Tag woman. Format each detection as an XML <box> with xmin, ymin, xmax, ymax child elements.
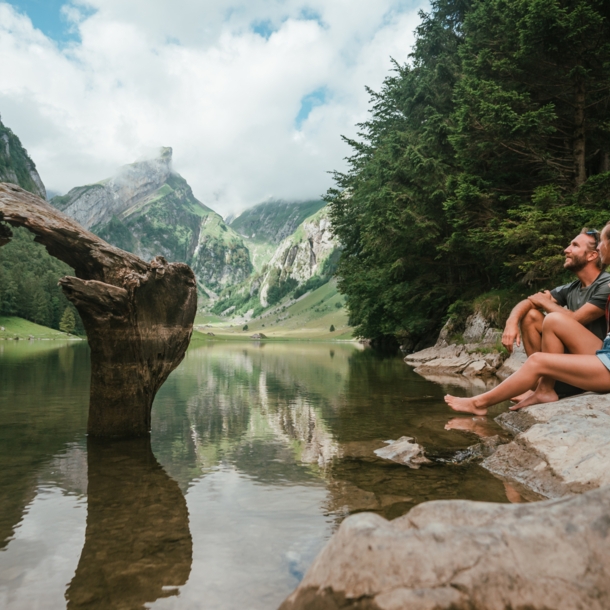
<box><xmin>445</xmin><ymin>223</ymin><xmax>610</xmax><ymax>416</ymax></box>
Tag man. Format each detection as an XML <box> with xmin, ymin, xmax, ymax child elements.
<box><xmin>501</xmin><ymin>229</ymin><xmax>610</xmax><ymax>406</ymax></box>
<box><xmin>503</xmin><ymin>229</ymin><xmax>610</xmax><ymax>354</ymax></box>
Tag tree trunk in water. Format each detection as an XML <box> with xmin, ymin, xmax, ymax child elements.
<box><xmin>574</xmin><ymin>78</ymin><xmax>586</xmax><ymax>187</ymax></box>
<box><xmin>0</xmin><ymin>183</ymin><xmax>197</xmax><ymax>437</ymax></box>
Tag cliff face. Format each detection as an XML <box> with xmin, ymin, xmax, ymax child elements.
<box><xmin>259</xmin><ymin>207</ymin><xmax>338</xmax><ymax>306</ymax></box>
<box><xmin>0</xmin><ymin>117</ymin><xmax>46</xmax><ymax>198</ymax></box>
<box><xmin>51</xmin><ymin>149</ymin><xmax>252</xmax><ymax>293</ymax></box>
<box><xmin>230</xmin><ymin>199</ymin><xmax>326</xmax><ymax>244</ymax></box>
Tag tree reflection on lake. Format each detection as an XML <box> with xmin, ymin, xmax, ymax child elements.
<box><xmin>0</xmin><ymin>339</ymin><xmax>508</xmax><ymax>609</ymax></box>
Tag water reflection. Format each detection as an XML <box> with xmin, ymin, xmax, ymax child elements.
<box><xmin>0</xmin><ymin>342</ymin><xmax>89</xmax><ymax>550</ymax></box>
<box><xmin>152</xmin><ymin>342</ymin><xmax>510</xmax><ymax>523</ymax></box>
<box><xmin>66</xmin><ymin>439</ymin><xmax>192</xmax><ymax>609</ymax></box>
<box><xmin>0</xmin><ymin>340</ymin><xmax>512</xmax><ymax>610</ymax></box>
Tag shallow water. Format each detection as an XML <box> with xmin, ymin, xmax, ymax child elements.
<box><xmin>0</xmin><ymin>339</ymin><xmax>510</xmax><ymax>609</ymax></box>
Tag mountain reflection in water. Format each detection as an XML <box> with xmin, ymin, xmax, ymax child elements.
<box><xmin>0</xmin><ymin>340</ymin><xmax>509</xmax><ymax>609</ymax></box>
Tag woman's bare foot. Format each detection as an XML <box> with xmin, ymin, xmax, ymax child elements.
<box><xmin>509</xmin><ymin>387</ymin><xmax>558</xmax><ymax>411</ymax></box>
<box><xmin>444</xmin><ymin>395</ymin><xmax>488</xmax><ymax>416</ymax></box>
<box><xmin>510</xmin><ymin>390</ymin><xmax>534</xmax><ymax>403</ymax></box>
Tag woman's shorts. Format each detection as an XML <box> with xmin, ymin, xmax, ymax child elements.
<box><xmin>596</xmin><ymin>335</ymin><xmax>610</xmax><ymax>372</ymax></box>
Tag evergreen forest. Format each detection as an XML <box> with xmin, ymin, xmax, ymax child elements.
<box><xmin>327</xmin><ymin>0</ymin><xmax>610</xmax><ymax>344</ymax></box>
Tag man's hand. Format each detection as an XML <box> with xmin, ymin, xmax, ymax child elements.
<box><xmin>527</xmin><ymin>290</ymin><xmax>554</xmax><ymax>310</ymax></box>
<box><xmin>502</xmin><ymin>320</ymin><xmax>521</xmax><ymax>353</ymax></box>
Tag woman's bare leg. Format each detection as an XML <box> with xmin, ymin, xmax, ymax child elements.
<box><xmin>511</xmin><ymin>312</ymin><xmax>603</xmax><ymax>410</ymax></box>
<box><xmin>445</xmin><ymin>352</ymin><xmax>610</xmax><ymax>415</ymax></box>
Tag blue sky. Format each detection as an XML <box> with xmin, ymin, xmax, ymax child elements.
<box><xmin>0</xmin><ymin>0</ymin><xmax>426</xmax><ymax>214</ymax></box>
<box><xmin>6</xmin><ymin>0</ymin><xmax>78</xmax><ymax>41</ymax></box>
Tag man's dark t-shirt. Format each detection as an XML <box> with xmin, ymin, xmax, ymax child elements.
<box><xmin>550</xmin><ymin>271</ymin><xmax>610</xmax><ymax>340</ymax></box>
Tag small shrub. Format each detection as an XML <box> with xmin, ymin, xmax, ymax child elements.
<box><xmin>242</xmin><ymin>324</ymin><xmax>248</xmax><ymax>331</ymax></box>
<box><xmin>329</xmin><ymin>324</ymin><xmax>335</xmax><ymax>332</ymax></box>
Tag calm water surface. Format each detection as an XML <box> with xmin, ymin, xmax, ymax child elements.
<box><xmin>0</xmin><ymin>339</ymin><xmax>510</xmax><ymax>609</ymax></box>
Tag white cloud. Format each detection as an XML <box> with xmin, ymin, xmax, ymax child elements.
<box><xmin>0</xmin><ymin>0</ymin><xmax>427</xmax><ymax>214</ymax></box>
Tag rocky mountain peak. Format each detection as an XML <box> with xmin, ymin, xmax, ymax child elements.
<box><xmin>52</xmin><ymin>147</ymin><xmax>174</xmax><ymax>229</ymax></box>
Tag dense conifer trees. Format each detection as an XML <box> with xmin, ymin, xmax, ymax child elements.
<box><xmin>327</xmin><ymin>0</ymin><xmax>610</xmax><ymax>342</ymax></box>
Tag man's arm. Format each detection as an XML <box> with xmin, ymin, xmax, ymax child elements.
<box><xmin>528</xmin><ymin>291</ymin><xmax>604</xmax><ymax>325</ymax></box>
<box><xmin>502</xmin><ymin>299</ymin><xmax>535</xmax><ymax>353</ymax></box>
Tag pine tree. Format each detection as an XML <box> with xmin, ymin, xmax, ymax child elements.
<box><xmin>32</xmin><ymin>288</ymin><xmax>51</xmax><ymax>327</ymax></box>
<box><xmin>59</xmin><ymin>307</ymin><xmax>76</xmax><ymax>334</ymax></box>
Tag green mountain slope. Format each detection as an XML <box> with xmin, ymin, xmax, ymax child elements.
<box><xmin>230</xmin><ymin>199</ymin><xmax>326</xmax><ymax>244</ymax></box>
<box><xmin>0</xmin><ymin>116</ymin><xmax>83</xmax><ymax>333</ymax></box>
<box><xmin>0</xmin><ymin>116</ymin><xmax>46</xmax><ymax>198</ymax></box>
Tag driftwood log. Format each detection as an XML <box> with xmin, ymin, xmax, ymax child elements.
<box><xmin>0</xmin><ymin>183</ymin><xmax>197</xmax><ymax>437</ymax></box>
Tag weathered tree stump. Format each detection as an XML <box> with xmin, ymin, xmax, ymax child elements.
<box><xmin>0</xmin><ymin>183</ymin><xmax>197</xmax><ymax>437</ymax></box>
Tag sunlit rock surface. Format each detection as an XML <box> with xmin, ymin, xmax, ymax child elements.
<box><xmin>484</xmin><ymin>393</ymin><xmax>610</xmax><ymax>499</ymax></box>
<box><xmin>280</xmin><ymin>486</ymin><xmax>610</xmax><ymax>610</ymax></box>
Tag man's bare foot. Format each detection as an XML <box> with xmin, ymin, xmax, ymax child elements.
<box><xmin>510</xmin><ymin>390</ymin><xmax>534</xmax><ymax>403</ymax></box>
<box><xmin>445</xmin><ymin>416</ymin><xmax>496</xmax><ymax>438</ymax></box>
<box><xmin>509</xmin><ymin>388</ymin><xmax>558</xmax><ymax>411</ymax></box>
<box><xmin>444</xmin><ymin>395</ymin><xmax>488</xmax><ymax>416</ymax></box>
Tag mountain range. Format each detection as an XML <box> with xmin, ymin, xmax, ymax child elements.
<box><xmin>0</xmin><ymin>120</ymin><xmax>340</xmax><ymax>317</ymax></box>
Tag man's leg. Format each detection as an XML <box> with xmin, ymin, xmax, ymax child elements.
<box><xmin>510</xmin><ymin>312</ymin><xmax>603</xmax><ymax>410</ymax></box>
<box><xmin>520</xmin><ymin>308</ymin><xmax>544</xmax><ymax>356</ymax></box>
<box><xmin>511</xmin><ymin>308</ymin><xmax>545</xmax><ymax>401</ymax></box>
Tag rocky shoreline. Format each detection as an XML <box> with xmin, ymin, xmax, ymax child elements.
<box><xmin>280</xmin><ymin>313</ymin><xmax>610</xmax><ymax>609</ymax></box>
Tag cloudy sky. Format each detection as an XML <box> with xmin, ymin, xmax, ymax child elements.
<box><xmin>0</xmin><ymin>0</ymin><xmax>427</xmax><ymax>215</ymax></box>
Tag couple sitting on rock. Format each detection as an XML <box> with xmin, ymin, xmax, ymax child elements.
<box><xmin>445</xmin><ymin>225</ymin><xmax>610</xmax><ymax>415</ymax></box>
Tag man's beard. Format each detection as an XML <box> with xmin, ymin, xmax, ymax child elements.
<box><xmin>564</xmin><ymin>253</ymin><xmax>588</xmax><ymax>272</ymax></box>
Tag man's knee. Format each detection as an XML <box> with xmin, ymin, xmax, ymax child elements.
<box><xmin>522</xmin><ymin>308</ymin><xmax>544</xmax><ymax>331</ymax></box>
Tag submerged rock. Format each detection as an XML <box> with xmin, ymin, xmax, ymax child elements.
<box><xmin>280</xmin><ymin>485</ymin><xmax>610</xmax><ymax>610</ymax></box>
<box><xmin>373</xmin><ymin>437</ymin><xmax>431</xmax><ymax>469</ymax></box>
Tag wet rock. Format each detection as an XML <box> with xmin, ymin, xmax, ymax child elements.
<box><xmin>280</xmin><ymin>485</ymin><xmax>610</xmax><ymax>610</ymax></box>
<box><xmin>483</xmin><ymin>394</ymin><xmax>610</xmax><ymax>498</ymax></box>
<box><xmin>373</xmin><ymin>437</ymin><xmax>431</xmax><ymax>469</ymax></box>
<box><xmin>0</xmin><ymin>183</ymin><xmax>197</xmax><ymax>437</ymax></box>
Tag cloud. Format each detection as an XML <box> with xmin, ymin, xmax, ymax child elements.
<box><xmin>0</xmin><ymin>0</ymin><xmax>427</xmax><ymax>214</ymax></box>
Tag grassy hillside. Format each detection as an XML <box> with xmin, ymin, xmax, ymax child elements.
<box><xmin>193</xmin><ymin>280</ymin><xmax>353</xmax><ymax>341</ymax></box>
<box><xmin>0</xmin><ymin>316</ymin><xmax>79</xmax><ymax>340</ymax></box>
<box><xmin>230</xmin><ymin>199</ymin><xmax>326</xmax><ymax>244</ymax></box>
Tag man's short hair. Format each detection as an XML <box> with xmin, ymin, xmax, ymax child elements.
<box><xmin>581</xmin><ymin>228</ymin><xmax>602</xmax><ymax>269</ymax></box>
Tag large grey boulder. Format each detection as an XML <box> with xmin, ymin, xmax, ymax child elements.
<box><xmin>483</xmin><ymin>393</ymin><xmax>610</xmax><ymax>499</ymax></box>
<box><xmin>280</xmin><ymin>486</ymin><xmax>610</xmax><ymax>610</ymax></box>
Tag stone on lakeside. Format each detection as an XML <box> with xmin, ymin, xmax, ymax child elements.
<box><xmin>280</xmin><ymin>485</ymin><xmax>610</xmax><ymax>610</ymax></box>
<box><xmin>483</xmin><ymin>393</ymin><xmax>610</xmax><ymax>499</ymax></box>
<box><xmin>251</xmin><ymin>332</ymin><xmax>267</xmax><ymax>339</ymax></box>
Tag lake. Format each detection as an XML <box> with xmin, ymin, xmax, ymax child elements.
<box><xmin>0</xmin><ymin>339</ymin><xmax>510</xmax><ymax>609</ymax></box>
